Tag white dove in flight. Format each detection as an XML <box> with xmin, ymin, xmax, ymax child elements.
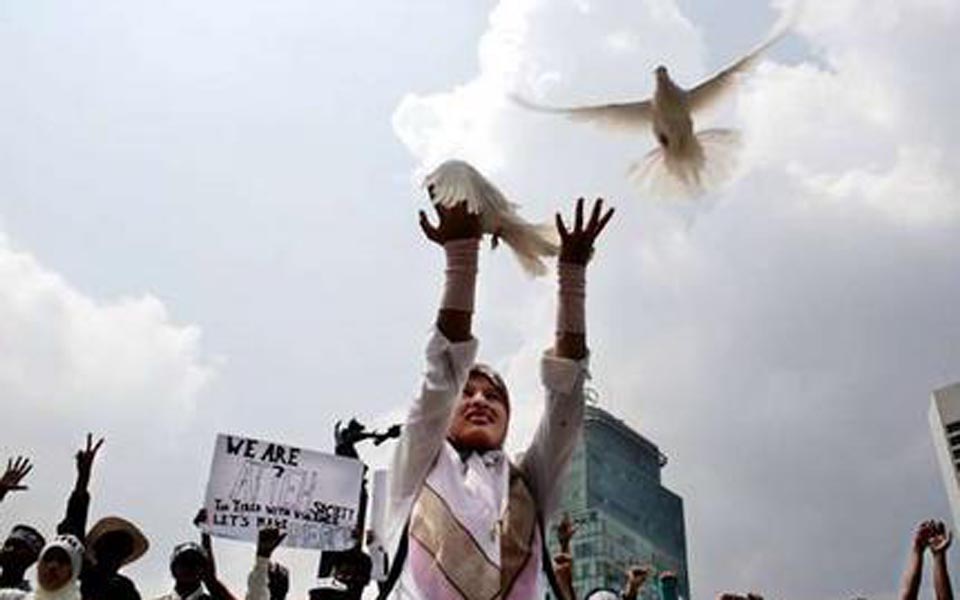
<box><xmin>423</xmin><ymin>160</ymin><xmax>559</xmax><ymax>276</ymax></box>
<box><xmin>513</xmin><ymin>18</ymin><xmax>791</xmax><ymax>198</ymax></box>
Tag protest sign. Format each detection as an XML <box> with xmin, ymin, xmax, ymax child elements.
<box><xmin>204</xmin><ymin>433</ymin><xmax>364</xmax><ymax>550</ymax></box>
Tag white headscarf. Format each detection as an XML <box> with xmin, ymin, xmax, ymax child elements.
<box><xmin>31</xmin><ymin>535</ymin><xmax>83</xmax><ymax>600</ymax></box>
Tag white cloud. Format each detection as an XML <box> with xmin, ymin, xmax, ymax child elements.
<box><xmin>0</xmin><ymin>233</ymin><xmax>213</xmax><ymax>421</ymax></box>
<box><xmin>794</xmin><ymin>145</ymin><xmax>958</xmax><ymax>225</ymax></box>
<box><xmin>0</xmin><ymin>228</ymin><xmax>216</xmax><ymax>593</ymax></box>
<box><xmin>391</xmin><ymin>0</ymin><xmax>960</xmax><ymax>598</ymax></box>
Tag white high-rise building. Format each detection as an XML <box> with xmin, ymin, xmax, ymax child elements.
<box><xmin>929</xmin><ymin>382</ymin><xmax>960</xmax><ymax>529</ymax></box>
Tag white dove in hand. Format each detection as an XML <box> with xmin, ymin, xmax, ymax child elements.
<box><xmin>513</xmin><ymin>15</ymin><xmax>792</xmax><ymax>198</ymax></box>
<box><xmin>424</xmin><ymin>160</ymin><xmax>559</xmax><ymax>276</ymax></box>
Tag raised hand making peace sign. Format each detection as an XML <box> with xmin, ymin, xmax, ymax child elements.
<box><xmin>75</xmin><ymin>433</ymin><xmax>105</xmax><ymax>490</ymax></box>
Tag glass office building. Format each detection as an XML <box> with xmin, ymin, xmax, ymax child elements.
<box><xmin>547</xmin><ymin>404</ymin><xmax>689</xmax><ymax>600</ymax></box>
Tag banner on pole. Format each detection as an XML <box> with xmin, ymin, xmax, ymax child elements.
<box><xmin>204</xmin><ymin>433</ymin><xmax>363</xmax><ymax>550</ymax></box>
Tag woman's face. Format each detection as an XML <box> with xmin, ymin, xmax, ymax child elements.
<box><xmin>37</xmin><ymin>547</ymin><xmax>73</xmax><ymax>592</ymax></box>
<box><xmin>447</xmin><ymin>374</ymin><xmax>509</xmax><ymax>451</ymax></box>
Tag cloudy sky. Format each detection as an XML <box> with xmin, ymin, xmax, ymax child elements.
<box><xmin>2</xmin><ymin>0</ymin><xmax>959</xmax><ymax>598</ymax></box>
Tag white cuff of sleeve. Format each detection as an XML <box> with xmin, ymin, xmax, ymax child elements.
<box><xmin>541</xmin><ymin>351</ymin><xmax>590</xmax><ymax>395</ymax></box>
<box><xmin>557</xmin><ymin>262</ymin><xmax>586</xmax><ymax>335</ymax></box>
<box><xmin>440</xmin><ymin>239</ymin><xmax>479</xmax><ymax>312</ymax></box>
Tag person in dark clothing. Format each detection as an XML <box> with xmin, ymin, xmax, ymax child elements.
<box><xmin>82</xmin><ymin>517</ymin><xmax>148</xmax><ymax>600</ymax></box>
<box><xmin>56</xmin><ymin>434</ymin><xmax>148</xmax><ymax>600</ymax></box>
<box><xmin>0</xmin><ymin>457</ymin><xmax>42</xmax><ymax>593</ymax></box>
<box><xmin>152</xmin><ymin>543</ymin><xmax>212</xmax><ymax>600</ymax></box>
<box><xmin>189</xmin><ymin>509</ymin><xmax>241</xmax><ymax>600</ymax></box>
<box><xmin>0</xmin><ymin>525</ymin><xmax>45</xmax><ymax>593</ymax></box>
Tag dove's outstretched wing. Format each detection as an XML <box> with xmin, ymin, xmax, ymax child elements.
<box><xmin>511</xmin><ymin>93</ymin><xmax>653</xmax><ymax>133</ymax></box>
<box><xmin>686</xmin><ymin>18</ymin><xmax>791</xmax><ymax>114</ymax></box>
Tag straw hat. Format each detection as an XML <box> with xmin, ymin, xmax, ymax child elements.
<box><xmin>86</xmin><ymin>516</ymin><xmax>149</xmax><ymax>567</ymax></box>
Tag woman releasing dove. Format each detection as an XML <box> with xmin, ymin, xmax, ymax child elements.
<box><xmin>421</xmin><ymin>160</ymin><xmax>559</xmax><ymax>276</ymax></box>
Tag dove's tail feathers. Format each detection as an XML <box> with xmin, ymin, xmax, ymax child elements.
<box><xmin>628</xmin><ymin>147</ymin><xmax>701</xmax><ymax>199</ymax></box>
<box><xmin>497</xmin><ymin>220</ymin><xmax>560</xmax><ymax>277</ymax></box>
<box><xmin>697</xmin><ymin>127</ymin><xmax>742</xmax><ymax>181</ymax></box>
<box><xmin>628</xmin><ymin>128</ymin><xmax>742</xmax><ymax>199</ymax></box>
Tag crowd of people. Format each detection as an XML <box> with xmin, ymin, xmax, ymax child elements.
<box><xmin>2</xmin><ymin>443</ymin><xmax>955</xmax><ymax>600</ymax></box>
<box><xmin>0</xmin><ymin>444</ymin><xmax>292</xmax><ymax>600</ymax></box>
<box><xmin>1</xmin><ymin>197</ymin><xmax>956</xmax><ymax>600</ymax></box>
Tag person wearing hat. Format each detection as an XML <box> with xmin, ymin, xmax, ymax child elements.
<box><xmin>381</xmin><ymin>197</ymin><xmax>613</xmax><ymax>600</ymax></box>
<box><xmin>56</xmin><ymin>435</ymin><xmax>148</xmax><ymax>600</ymax></box>
<box><xmin>0</xmin><ymin>525</ymin><xmax>46</xmax><ymax>593</ymax></box>
<box><xmin>153</xmin><ymin>542</ymin><xmax>212</xmax><ymax>600</ymax></box>
<box><xmin>0</xmin><ymin>534</ymin><xmax>85</xmax><ymax>600</ymax></box>
<box><xmin>82</xmin><ymin>516</ymin><xmax>148</xmax><ymax>600</ymax></box>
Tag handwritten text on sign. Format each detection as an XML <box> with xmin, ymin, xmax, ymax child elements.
<box><xmin>204</xmin><ymin>434</ymin><xmax>363</xmax><ymax>550</ymax></box>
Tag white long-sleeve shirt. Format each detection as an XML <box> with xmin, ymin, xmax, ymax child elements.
<box><xmin>243</xmin><ymin>557</ymin><xmax>270</xmax><ymax>600</ymax></box>
<box><xmin>385</xmin><ymin>328</ymin><xmax>588</xmax><ymax>599</ymax></box>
